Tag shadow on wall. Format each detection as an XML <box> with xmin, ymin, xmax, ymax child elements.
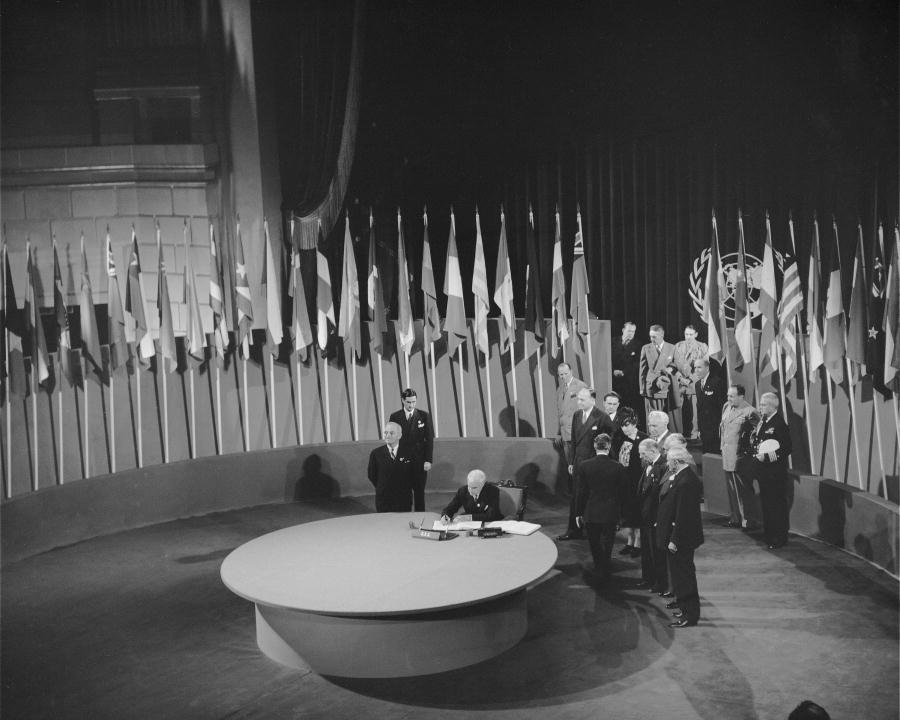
<box><xmin>288</xmin><ymin>454</ymin><xmax>342</xmax><ymax>501</ymax></box>
<box><xmin>499</xmin><ymin>406</ymin><xmax>536</xmax><ymax>437</ymax></box>
<box><xmin>853</xmin><ymin>513</ymin><xmax>898</xmax><ymax>576</ymax></box>
<box><xmin>816</xmin><ymin>481</ymin><xmax>848</xmax><ymax>548</ymax></box>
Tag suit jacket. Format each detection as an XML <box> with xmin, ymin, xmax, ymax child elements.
<box><xmin>673</xmin><ymin>340</ymin><xmax>709</xmax><ymax>397</ymax></box>
<box><xmin>656</xmin><ymin>464</ymin><xmax>704</xmax><ymax>550</ymax></box>
<box><xmin>367</xmin><ymin>444</ymin><xmax>413</xmax><ymax>511</ymax></box>
<box><xmin>570</xmin><ymin>406</ymin><xmax>615</xmax><ymax>467</ymax></box>
<box><xmin>611</xmin><ymin>337</ymin><xmax>641</xmax><ymax>399</ymax></box>
<box><xmin>694</xmin><ymin>373</ymin><xmax>725</xmax><ymax>442</ymax></box>
<box><xmin>639</xmin><ymin>453</ymin><xmax>668</xmax><ymax>524</ymax></box>
<box><xmin>556</xmin><ymin>377</ymin><xmax>588</xmax><ymax>442</ymax></box>
<box><xmin>639</xmin><ymin>341</ymin><xmax>678</xmax><ymax>400</ymax></box>
<box><xmin>442</xmin><ymin>483</ymin><xmax>502</xmax><ymax>522</ymax></box>
<box><xmin>389</xmin><ymin>408</ymin><xmax>434</xmax><ymax>468</ymax></box>
<box><xmin>574</xmin><ymin>454</ymin><xmax>627</xmax><ymax>525</ymax></box>
<box><xmin>719</xmin><ymin>399</ymin><xmax>755</xmax><ymax>471</ymax></box>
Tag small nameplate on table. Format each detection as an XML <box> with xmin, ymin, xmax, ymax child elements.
<box><xmin>408</xmin><ymin>521</ymin><xmax>457</xmax><ymax>541</ymax></box>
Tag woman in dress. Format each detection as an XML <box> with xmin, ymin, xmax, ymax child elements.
<box><xmin>611</xmin><ymin>407</ymin><xmax>648</xmax><ymax>556</ymax></box>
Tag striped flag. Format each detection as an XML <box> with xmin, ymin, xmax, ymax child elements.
<box><xmin>807</xmin><ymin>218</ymin><xmax>825</xmax><ymax>380</ymax></box>
<box><xmin>25</xmin><ymin>241</ymin><xmax>51</xmax><ymax>386</ymax></box>
<box><xmin>524</xmin><ymin>206</ymin><xmax>545</xmax><ymax>350</ymax></box>
<box><xmin>757</xmin><ymin>214</ymin><xmax>778</xmax><ymax>377</ymax></box>
<box><xmin>234</xmin><ymin>219</ymin><xmax>254</xmax><ymax>358</ymax></box>
<box><xmin>550</xmin><ymin>208</ymin><xmax>569</xmax><ymax>358</ymax></box>
<box><xmin>884</xmin><ymin>226</ymin><xmax>900</xmax><ymax>392</ymax></box>
<box><xmin>846</xmin><ymin>223</ymin><xmax>868</xmax><ymax>380</ymax></box>
<box><xmin>156</xmin><ymin>226</ymin><xmax>177</xmax><ymax>373</ymax></box>
<box><xmin>733</xmin><ymin>213</ymin><xmax>753</xmax><ymax>370</ymax></box>
<box><xmin>3</xmin><ymin>244</ymin><xmax>27</xmax><ymax>396</ymax></box>
<box><xmin>315</xmin><ymin>225</ymin><xmax>335</xmax><ymax>353</ymax></box>
<box><xmin>287</xmin><ymin>219</ymin><xmax>313</xmax><ymax>361</ymax></box>
<box><xmin>184</xmin><ymin>226</ymin><xmax>207</xmax><ymax>363</ymax></box>
<box><xmin>570</xmin><ymin>208</ymin><xmax>590</xmax><ymax>347</ymax></box>
<box><xmin>443</xmin><ymin>209</ymin><xmax>467</xmax><ymax>355</ymax></box>
<box><xmin>105</xmin><ymin>230</ymin><xmax>128</xmax><ymax>372</ymax></box>
<box><xmin>53</xmin><ymin>239</ymin><xmax>74</xmax><ymax>386</ymax></box>
<box><xmin>421</xmin><ymin>208</ymin><xmax>442</xmax><ymax>354</ymax></box>
<box><xmin>494</xmin><ymin>208</ymin><xmax>515</xmax><ymax>352</ymax></box>
<box><xmin>777</xmin><ymin>216</ymin><xmax>802</xmax><ymax>381</ymax></box>
<box><xmin>367</xmin><ymin>211</ymin><xmax>387</xmax><ymax>355</ymax></box>
<box><xmin>704</xmin><ymin>212</ymin><xmax>726</xmax><ymax>363</ymax></box>
<box><xmin>338</xmin><ymin>213</ymin><xmax>361</xmax><ymax>360</ymax></box>
<box><xmin>263</xmin><ymin>219</ymin><xmax>283</xmax><ymax>356</ymax></box>
<box><xmin>823</xmin><ymin>218</ymin><xmax>846</xmax><ymax>384</ymax></box>
<box><xmin>79</xmin><ymin>234</ymin><xmax>102</xmax><ymax>373</ymax></box>
<box><xmin>125</xmin><ymin>227</ymin><xmax>155</xmax><ymax>362</ymax></box>
<box><xmin>209</xmin><ymin>223</ymin><xmax>230</xmax><ymax>361</ymax></box>
<box><xmin>472</xmin><ymin>207</ymin><xmax>489</xmax><ymax>356</ymax></box>
<box><xmin>396</xmin><ymin>210</ymin><xmax>414</xmax><ymax>356</ymax></box>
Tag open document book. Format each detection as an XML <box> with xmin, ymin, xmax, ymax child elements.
<box><xmin>431</xmin><ymin>519</ymin><xmax>542</xmax><ymax>536</ymax></box>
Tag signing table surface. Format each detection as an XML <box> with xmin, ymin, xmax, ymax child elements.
<box><xmin>220</xmin><ymin>512</ymin><xmax>558</xmax><ymax>677</ymax></box>
<box><xmin>221</xmin><ymin>512</ymin><xmax>558</xmax><ymax>616</ymax></box>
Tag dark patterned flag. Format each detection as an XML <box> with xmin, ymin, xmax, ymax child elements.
<box><xmin>53</xmin><ymin>240</ymin><xmax>74</xmax><ymax>386</ymax></box>
<box><xmin>569</xmin><ymin>208</ymin><xmax>590</xmax><ymax>348</ymax></box>
<box><xmin>105</xmin><ymin>230</ymin><xmax>128</xmax><ymax>372</ymax></box>
<box><xmin>79</xmin><ymin>234</ymin><xmax>102</xmax><ymax>373</ymax></box>
<box><xmin>867</xmin><ymin>223</ymin><xmax>889</xmax><ymax>397</ymax></box>
<box><xmin>25</xmin><ymin>241</ymin><xmax>51</xmax><ymax>386</ymax></box>
<box><xmin>777</xmin><ymin>216</ymin><xmax>802</xmax><ymax>381</ymax></box>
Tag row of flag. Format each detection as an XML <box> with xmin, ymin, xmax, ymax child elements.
<box><xmin>1</xmin><ymin>205</ymin><xmax>594</xmax><ymax>395</ymax></box>
<box><xmin>702</xmin><ymin>211</ymin><xmax>900</xmax><ymax>395</ymax></box>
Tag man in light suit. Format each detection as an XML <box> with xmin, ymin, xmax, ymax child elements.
<box><xmin>720</xmin><ymin>384</ymin><xmax>760</xmax><ymax>529</ymax></box>
<box><xmin>656</xmin><ymin>447</ymin><xmax>704</xmax><ymax>627</ymax></box>
<box><xmin>745</xmin><ymin>392</ymin><xmax>792</xmax><ymax>549</ymax></box>
<box><xmin>672</xmin><ymin>325</ymin><xmax>709</xmax><ymax>439</ymax></box>
<box><xmin>639</xmin><ymin>324</ymin><xmax>678</xmax><ymax>421</ymax></box>
<box><xmin>389</xmin><ymin>388</ymin><xmax>434</xmax><ymax>512</ymax></box>
<box><xmin>558</xmin><ymin>387</ymin><xmax>614</xmax><ymax>541</ymax></box>
<box><xmin>367</xmin><ymin>422</ymin><xmax>413</xmax><ymax>512</ymax></box>
<box><xmin>555</xmin><ymin>361</ymin><xmax>588</xmax><ymax>469</ymax></box>
<box><xmin>575</xmin><ymin>433</ymin><xmax>627</xmax><ymax>584</ymax></box>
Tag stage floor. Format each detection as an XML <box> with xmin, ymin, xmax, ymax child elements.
<box><xmin>2</xmin><ymin>491</ymin><xmax>898</xmax><ymax>720</ymax></box>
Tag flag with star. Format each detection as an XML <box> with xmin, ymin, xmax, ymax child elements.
<box><xmin>234</xmin><ymin>218</ymin><xmax>254</xmax><ymax>359</ymax></box>
<box><xmin>867</xmin><ymin>223</ymin><xmax>889</xmax><ymax>398</ymax></box>
<box><xmin>846</xmin><ymin>223</ymin><xmax>867</xmax><ymax>381</ymax></box>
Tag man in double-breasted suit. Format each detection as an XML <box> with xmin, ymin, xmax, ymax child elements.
<box><xmin>574</xmin><ymin>433</ymin><xmax>628</xmax><ymax>583</ymax></box>
<box><xmin>558</xmin><ymin>387</ymin><xmax>615</xmax><ymax>541</ymax></box>
<box><xmin>638</xmin><ymin>438</ymin><xmax>669</xmax><ymax>593</ymax></box>
<box><xmin>720</xmin><ymin>384</ymin><xmax>760</xmax><ymax>529</ymax></box>
<box><xmin>555</xmin><ymin>362</ymin><xmax>588</xmax><ymax>490</ymax></box>
<box><xmin>745</xmin><ymin>392</ymin><xmax>792</xmax><ymax>549</ymax></box>
<box><xmin>673</xmin><ymin>325</ymin><xmax>709</xmax><ymax>439</ymax></box>
<box><xmin>656</xmin><ymin>447</ymin><xmax>704</xmax><ymax>627</ymax></box>
<box><xmin>389</xmin><ymin>388</ymin><xmax>434</xmax><ymax>512</ymax></box>
<box><xmin>639</xmin><ymin>324</ymin><xmax>678</xmax><ymax>419</ymax></box>
<box><xmin>612</xmin><ymin>321</ymin><xmax>643</xmax><ymax>424</ymax></box>
<box><xmin>693</xmin><ymin>358</ymin><xmax>726</xmax><ymax>453</ymax></box>
<box><xmin>367</xmin><ymin>422</ymin><xmax>413</xmax><ymax>512</ymax></box>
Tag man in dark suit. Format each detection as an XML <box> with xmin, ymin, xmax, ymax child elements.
<box><xmin>441</xmin><ymin>469</ymin><xmax>503</xmax><ymax>523</ymax></box>
<box><xmin>367</xmin><ymin>422</ymin><xmax>413</xmax><ymax>512</ymax></box>
<box><xmin>558</xmin><ymin>387</ymin><xmax>615</xmax><ymax>541</ymax></box>
<box><xmin>639</xmin><ymin>324</ymin><xmax>678</xmax><ymax>420</ymax></box>
<box><xmin>574</xmin><ymin>433</ymin><xmax>627</xmax><ymax>584</ymax></box>
<box><xmin>746</xmin><ymin>392</ymin><xmax>793</xmax><ymax>549</ymax></box>
<box><xmin>638</xmin><ymin>438</ymin><xmax>668</xmax><ymax>593</ymax></box>
<box><xmin>611</xmin><ymin>321</ymin><xmax>642</xmax><ymax>424</ymax></box>
<box><xmin>389</xmin><ymin>388</ymin><xmax>434</xmax><ymax>512</ymax></box>
<box><xmin>656</xmin><ymin>447</ymin><xmax>704</xmax><ymax>627</ymax></box>
<box><xmin>693</xmin><ymin>358</ymin><xmax>725</xmax><ymax>452</ymax></box>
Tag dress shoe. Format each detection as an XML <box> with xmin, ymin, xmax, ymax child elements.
<box><xmin>665</xmin><ymin>600</ymin><xmax>679</xmax><ymax>609</ymax></box>
<box><xmin>668</xmin><ymin>618</ymin><xmax>696</xmax><ymax>628</ymax></box>
<box><xmin>726</xmin><ymin>520</ymin><xmax>741</xmax><ymax>528</ymax></box>
<box><xmin>767</xmin><ymin>542</ymin><xmax>785</xmax><ymax>550</ymax></box>
<box><xmin>672</xmin><ymin>610</ymin><xmax>684</xmax><ymax>618</ymax></box>
<box><xmin>659</xmin><ymin>591</ymin><xmax>674</xmax><ymax>598</ymax></box>
<box><xmin>556</xmin><ymin>533</ymin><xmax>582</xmax><ymax>541</ymax></box>
<box><xmin>618</xmin><ymin>545</ymin><xmax>634</xmax><ymax>555</ymax></box>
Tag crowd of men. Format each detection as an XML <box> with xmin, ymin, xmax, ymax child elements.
<box><xmin>365</xmin><ymin>322</ymin><xmax>793</xmax><ymax>630</ymax></box>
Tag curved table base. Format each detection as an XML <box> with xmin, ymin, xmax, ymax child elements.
<box><xmin>255</xmin><ymin>591</ymin><xmax>528</xmax><ymax>678</ymax></box>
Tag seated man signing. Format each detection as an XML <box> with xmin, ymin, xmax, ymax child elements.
<box><xmin>441</xmin><ymin>469</ymin><xmax>503</xmax><ymax>523</ymax></box>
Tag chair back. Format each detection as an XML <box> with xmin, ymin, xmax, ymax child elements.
<box><xmin>497</xmin><ymin>483</ymin><xmax>527</xmax><ymax>520</ymax></box>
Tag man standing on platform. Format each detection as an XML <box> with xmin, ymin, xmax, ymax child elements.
<box><xmin>575</xmin><ymin>433</ymin><xmax>627</xmax><ymax>585</ymax></box>
<box><xmin>656</xmin><ymin>447</ymin><xmax>704</xmax><ymax>627</ymax></box>
<box><xmin>640</xmin><ymin>324</ymin><xmax>678</xmax><ymax>422</ymax></box>
<box><xmin>746</xmin><ymin>393</ymin><xmax>792</xmax><ymax>549</ymax></box>
<box><xmin>612</xmin><ymin>321</ymin><xmax>642</xmax><ymax>425</ymax></box>
<box><xmin>673</xmin><ymin>325</ymin><xmax>708</xmax><ymax>441</ymax></box>
<box><xmin>389</xmin><ymin>388</ymin><xmax>433</xmax><ymax>512</ymax></box>
<box><xmin>720</xmin><ymin>384</ymin><xmax>760</xmax><ymax>530</ymax></box>
<box><xmin>555</xmin><ymin>362</ymin><xmax>587</xmax><ymax>476</ymax></box>
<box><xmin>693</xmin><ymin>358</ymin><xmax>725</xmax><ymax>453</ymax></box>
<box><xmin>367</xmin><ymin>422</ymin><xmax>413</xmax><ymax>512</ymax></box>
<box><xmin>558</xmin><ymin>387</ymin><xmax>614</xmax><ymax>541</ymax></box>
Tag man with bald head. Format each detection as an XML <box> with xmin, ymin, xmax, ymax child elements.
<box><xmin>367</xmin><ymin>422</ymin><xmax>413</xmax><ymax>512</ymax></box>
<box><xmin>441</xmin><ymin>469</ymin><xmax>503</xmax><ymax>523</ymax></box>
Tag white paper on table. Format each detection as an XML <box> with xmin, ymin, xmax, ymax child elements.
<box><xmin>484</xmin><ymin>520</ymin><xmax>542</xmax><ymax>536</ymax></box>
<box><xmin>432</xmin><ymin>520</ymin><xmax>484</xmax><ymax>531</ymax></box>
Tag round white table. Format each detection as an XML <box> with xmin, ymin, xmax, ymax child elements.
<box><xmin>220</xmin><ymin>512</ymin><xmax>558</xmax><ymax>677</ymax></box>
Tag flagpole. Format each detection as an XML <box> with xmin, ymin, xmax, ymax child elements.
<box><xmin>4</xmin><ymin>320</ymin><xmax>10</xmax><ymax>497</ymax></box>
<box><xmin>161</xmin><ymin>357</ymin><xmax>169</xmax><ymax>462</ymax></box>
<box><xmin>871</xmin><ymin>394</ymin><xmax>888</xmax><ymax>498</ymax></box>
<box><xmin>429</xmin><ymin>344</ymin><xmax>438</xmax><ymax>437</ymax></box>
<box><xmin>215</xmin><ymin>360</ymin><xmax>223</xmax><ymax>454</ymax></box>
<box><xmin>83</xmin><ymin>357</ymin><xmax>89</xmax><ymax>478</ymax></box>
<box><xmin>788</xmin><ymin>214</ymin><xmax>817</xmax><ymax>470</ymax></box>
<box><xmin>738</xmin><ymin>212</ymin><xmax>760</xmax><ymax>405</ymax></box>
<box><xmin>584</xmin><ymin>312</ymin><xmax>595</xmax><ymax>388</ymax></box>
<box><xmin>404</xmin><ymin>350</ymin><xmax>410</xmax><ymax>388</ymax></box>
<box><xmin>32</xmin><ymin>367</ymin><xmax>38</xmax><ymax>490</ymax></box>
<box><xmin>109</xmin><ymin>366</ymin><xmax>116</xmax><ymax>474</ymax></box>
<box><xmin>377</xmin><ymin>351</ymin><xmax>384</xmax><ymax>430</ymax></box>
<box><xmin>294</xmin><ymin>355</ymin><xmax>304</xmax><ymax>444</ymax></box>
<box><xmin>323</xmin><ymin>352</ymin><xmax>331</xmax><ymax>442</ymax></box>
<box><xmin>774</xmin><ymin>348</ymin><xmax>793</xmax><ymax>470</ymax></box>
<box><xmin>269</xmin><ymin>354</ymin><xmax>277</xmax><ymax>448</ymax></box>
<box><xmin>58</xmin><ymin>352</ymin><xmax>64</xmax><ymax>482</ymax></box>
<box><xmin>352</xmin><ymin>351</ymin><xmax>359</xmax><ymax>441</ymax></box>
<box><xmin>484</xmin><ymin>348</ymin><xmax>494</xmax><ymax>437</ymax></box>
<box><xmin>510</xmin><ymin>329</ymin><xmax>519</xmax><ymax>436</ymax></box>
<box><xmin>242</xmin><ymin>339</ymin><xmax>249</xmax><ymax>451</ymax></box>
<box><xmin>458</xmin><ymin>343</ymin><xmax>467</xmax><ymax>437</ymax></box>
<box><xmin>136</xmin><ymin>360</ymin><xmax>144</xmax><ymax>467</ymax></box>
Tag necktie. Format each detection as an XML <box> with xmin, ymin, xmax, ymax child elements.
<box><xmin>389</xmin><ymin>446</ymin><xmax>396</xmax><ymax>460</ymax></box>
<box><xmin>406</xmin><ymin>412</ymin><xmax>412</xmax><ymax>422</ymax></box>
